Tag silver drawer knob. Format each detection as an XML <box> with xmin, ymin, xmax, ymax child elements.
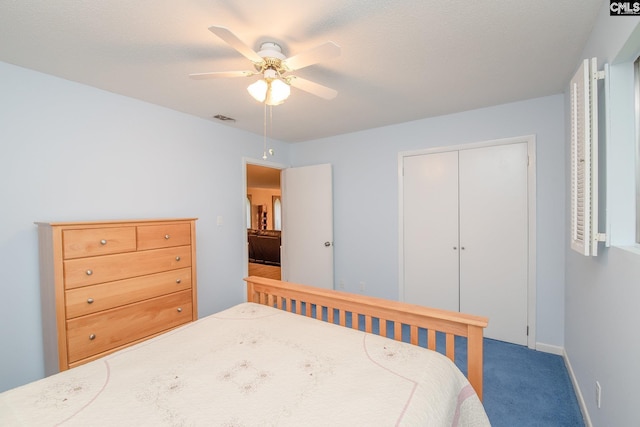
<box><xmin>89</xmin><ymin>334</ymin><xmax>96</xmax><ymax>340</ymax></box>
<box><xmin>175</xmin><ymin>256</ymin><xmax>181</xmax><ymax>261</ymax></box>
<box><xmin>87</xmin><ymin>298</ymin><xmax>94</xmax><ymax>304</ymax></box>
<box><xmin>176</xmin><ymin>279</ymin><xmax>182</xmax><ymax>284</ymax></box>
<box><xmin>86</xmin><ymin>269</ymin><xmax>93</xmax><ymax>276</ymax></box>
<box><xmin>177</xmin><ymin>307</ymin><xmax>183</xmax><ymax>313</ymax></box>
<box><xmin>164</xmin><ymin>234</ymin><xmax>170</xmax><ymax>240</ymax></box>
<box><xmin>100</xmin><ymin>239</ymin><xmax>107</xmax><ymax>245</ymax></box>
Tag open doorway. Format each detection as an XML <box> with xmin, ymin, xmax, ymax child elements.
<box><xmin>246</xmin><ymin>164</ymin><xmax>281</xmax><ymax>280</ymax></box>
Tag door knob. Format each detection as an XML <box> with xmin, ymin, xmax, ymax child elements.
<box><xmin>324</xmin><ymin>241</ymin><xmax>332</xmax><ymax>247</ymax></box>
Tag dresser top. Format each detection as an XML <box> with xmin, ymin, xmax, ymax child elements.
<box><xmin>35</xmin><ymin>218</ymin><xmax>198</xmax><ymax>227</ymax></box>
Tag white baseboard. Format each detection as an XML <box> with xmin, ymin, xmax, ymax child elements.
<box><xmin>535</xmin><ymin>341</ymin><xmax>564</xmax><ymax>355</ymax></box>
<box><xmin>563</xmin><ymin>348</ymin><xmax>592</xmax><ymax>427</ymax></box>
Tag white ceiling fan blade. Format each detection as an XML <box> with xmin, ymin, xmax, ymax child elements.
<box><xmin>288</xmin><ymin>76</ymin><xmax>338</xmax><ymax>100</ymax></box>
<box><xmin>208</xmin><ymin>25</ymin><xmax>263</xmax><ymax>63</ymax></box>
<box><xmin>189</xmin><ymin>70</ymin><xmax>256</xmax><ymax>79</ymax></box>
<box><xmin>283</xmin><ymin>42</ymin><xmax>341</xmax><ymax>71</ymax></box>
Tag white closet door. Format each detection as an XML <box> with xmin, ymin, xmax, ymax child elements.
<box><xmin>403</xmin><ymin>152</ymin><xmax>460</xmax><ymax>312</ymax></box>
<box><xmin>458</xmin><ymin>143</ymin><xmax>528</xmax><ymax>345</ymax></box>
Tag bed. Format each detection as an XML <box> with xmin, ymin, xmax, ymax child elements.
<box><xmin>0</xmin><ymin>277</ymin><xmax>490</xmax><ymax>426</ymax></box>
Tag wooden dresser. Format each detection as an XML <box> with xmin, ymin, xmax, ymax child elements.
<box><xmin>36</xmin><ymin>218</ymin><xmax>198</xmax><ymax>375</ymax></box>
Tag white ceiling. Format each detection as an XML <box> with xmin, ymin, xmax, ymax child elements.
<box><xmin>0</xmin><ymin>0</ymin><xmax>602</xmax><ymax>143</ymax></box>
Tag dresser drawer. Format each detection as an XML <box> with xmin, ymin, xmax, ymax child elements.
<box><xmin>137</xmin><ymin>223</ymin><xmax>191</xmax><ymax>250</ymax></box>
<box><xmin>65</xmin><ymin>267</ymin><xmax>192</xmax><ymax>318</ymax></box>
<box><xmin>64</xmin><ymin>245</ymin><xmax>191</xmax><ymax>289</ymax></box>
<box><xmin>66</xmin><ymin>290</ymin><xmax>193</xmax><ymax>364</ymax></box>
<box><xmin>63</xmin><ymin>227</ymin><xmax>137</xmax><ymax>259</ymax></box>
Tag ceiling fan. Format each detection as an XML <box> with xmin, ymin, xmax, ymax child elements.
<box><xmin>190</xmin><ymin>26</ymin><xmax>341</xmax><ymax>105</ymax></box>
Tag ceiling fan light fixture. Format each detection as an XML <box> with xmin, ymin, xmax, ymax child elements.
<box><xmin>247</xmin><ymin>73</ymin><xmax>291</xmax><ymax>106</ymax></box>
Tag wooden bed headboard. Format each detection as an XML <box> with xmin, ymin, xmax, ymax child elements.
<box><xmin>244</xmin><ymin>276</ymin><xmax>489</xmax><ymax>401</ymax></box>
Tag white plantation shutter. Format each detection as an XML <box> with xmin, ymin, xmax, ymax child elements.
<box><xmin>570</xmin><ymin>58</ymin><xmax>605</xmax><ymax>256</ymax></box>
<box><xmin>570</xmin><ymin>59</ymin><xmax>591</xmax><ymax>255</ymax></box>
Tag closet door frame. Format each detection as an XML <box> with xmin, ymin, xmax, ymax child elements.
<box><xmin>398</xmin><ymin>135</ymin><xmax>537</xmax><ymax>349</ymax></box>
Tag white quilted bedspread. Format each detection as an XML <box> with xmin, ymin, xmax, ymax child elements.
<box><xmin>0</xmin><ymin>303</ymin><xmax>490</xmax><ymax>426</ymax></box>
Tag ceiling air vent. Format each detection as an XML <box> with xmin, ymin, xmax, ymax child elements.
<box><xmin>213</xmin><ymin>114</ymin><xmax>236</xmax><ymax>122</ymax></box>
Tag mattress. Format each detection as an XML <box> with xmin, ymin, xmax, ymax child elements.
<box><xmin>0</xmin><ymin>302</ymin><xmax>490</xmax><ymax>426</ymax></box>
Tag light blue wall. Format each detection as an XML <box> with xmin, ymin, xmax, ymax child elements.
<box><xmin>564</xmin><ymin>4</ymin><xmax>640</xmax><ymax>426</ymax></box>
<box><xmin>0</xmin><ymin>61</ymin><xmax>289</xmax><ymax>392</ymax></box>
<box><xmin>290</xmin><ymin>94</ymin><xmax>567</xmax><ymax>349</ymax></box>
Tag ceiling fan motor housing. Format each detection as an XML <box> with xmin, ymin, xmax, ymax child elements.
<box><xmin>255</xmin><ymin>42</ymin><xmax>287</xmax><ymax>74</ymax></box>
<box><xmin>258</xmin><ymin>42</ymin><xmax>285</xmax><ymax>59</ymax></box>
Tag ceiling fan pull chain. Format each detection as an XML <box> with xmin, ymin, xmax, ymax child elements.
<box><xmin>263</xmin><ymin>102</ymin><xmax>268</xmax><ymax>159</ymax></box>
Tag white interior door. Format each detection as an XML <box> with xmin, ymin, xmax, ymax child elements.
<box><xmin>403</xmin><ymin>152</ymin><xmax>460</xmax><ymax>312</ymax></box>
<box><xmin>281</xmin><ymin>164</ymin><xmax>334</xmax><ymax>289</ymax></box>
<box><xmin>458</xmin><ymin>143</ymin><xmax>528</xmax><ymax>345</ymax></box>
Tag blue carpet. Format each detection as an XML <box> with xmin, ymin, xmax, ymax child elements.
<box><xmin>480</xmin><ymin>338</ymin><xmax>584</xmax><ymax>427</ymax></box>
<box><xmin>295</xmin><ymin>303</ymin><xmax>585</xmax><ymax>426</ymax></box>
